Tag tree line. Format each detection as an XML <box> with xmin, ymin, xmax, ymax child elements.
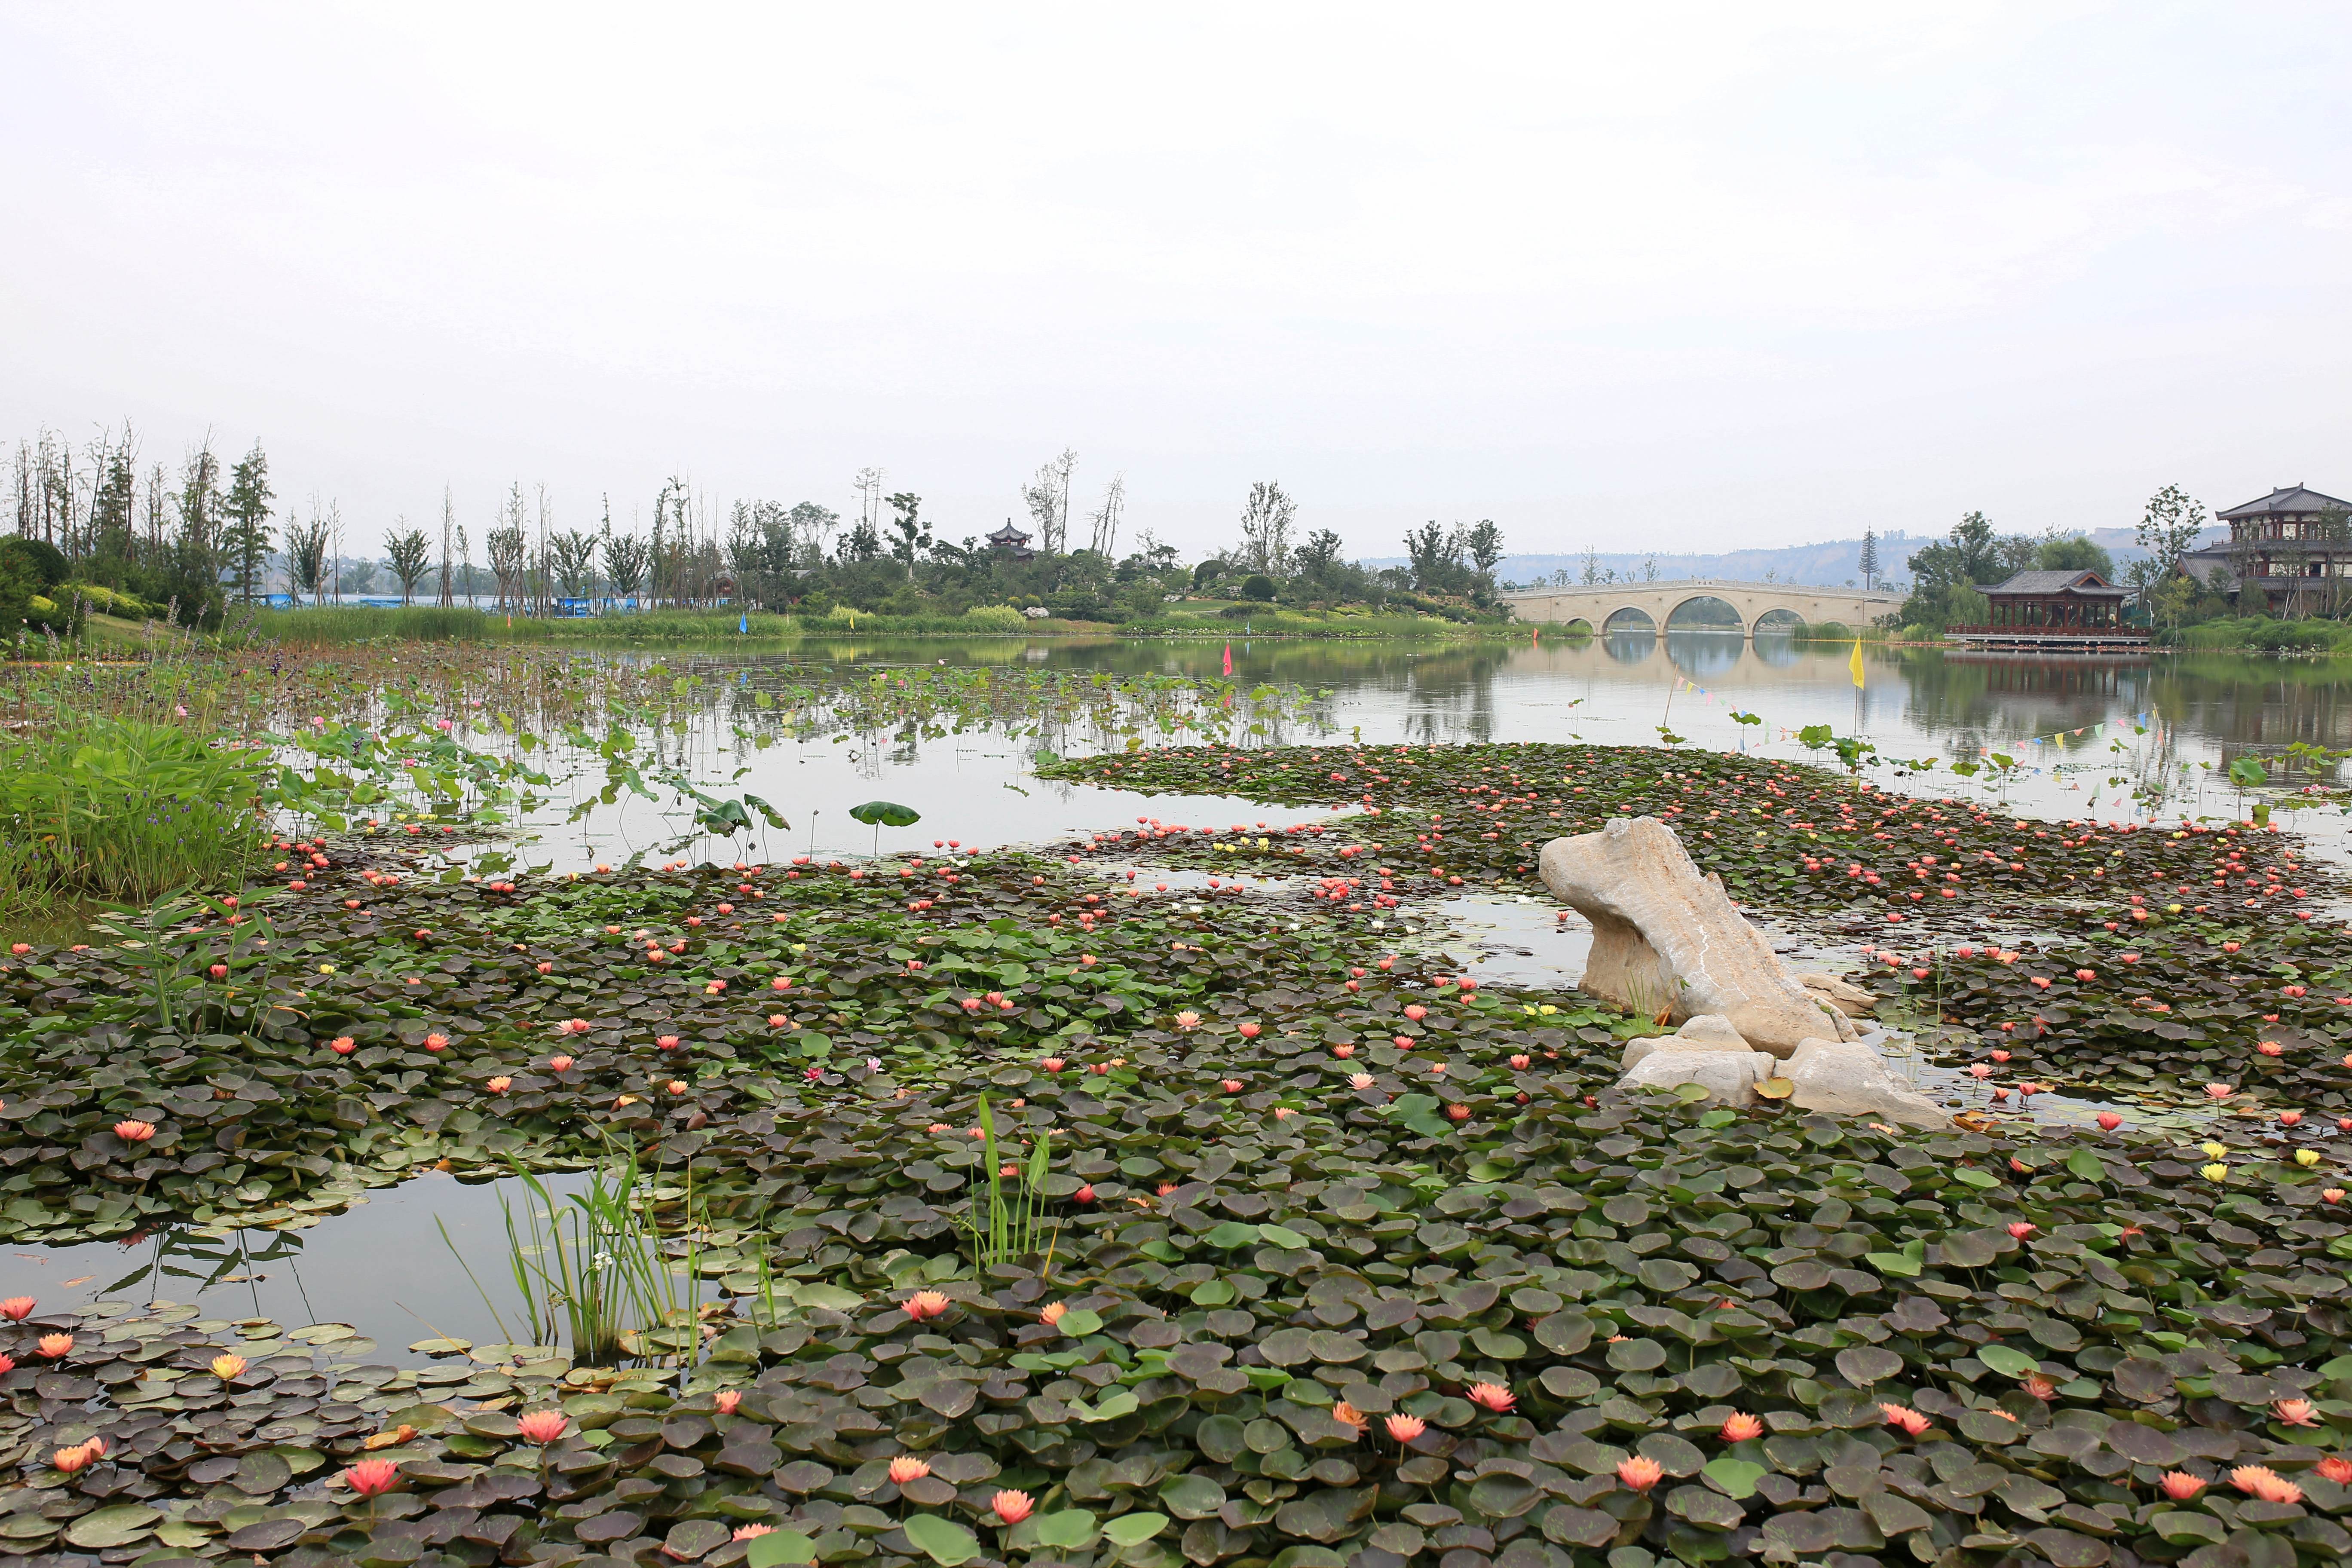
<box><xmin>6</xmin><ymin>430</ymin><xmax>1511</xmax><ymax>628</ymax></box>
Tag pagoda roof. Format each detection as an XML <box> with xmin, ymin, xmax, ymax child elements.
<box><xmin>2218</xmin><ymin>485</ymin><xmax>2351</xmax><ymax>520</ymax></box>
<box><xmin>1979</xmin><ymin>569</ymin><xmax>2128</xmax><ymax>598</ymax></box>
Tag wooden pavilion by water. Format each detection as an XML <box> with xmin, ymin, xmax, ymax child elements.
<box><xmin>1943</xmin><ymin>569</ymin><xmax>2147</xmax><ymax>650</ymax></box>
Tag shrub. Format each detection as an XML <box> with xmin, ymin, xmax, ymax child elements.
<box><xmin>961</xmin><ymin>604</ymin><xmax>1026</xmax><ymax>630</ymax></box>
<box><xmin>0</xmin><ymin>536</ymin><xmax>67</xmax><ymax>590</ymax></box>
<box><xmin>2246</xmin><ymin>619</ymin><xmax>2332</xmax><ymax>653</ymax></box>
<box><xmin>1240</xmin><ymin>573</ymin><xmax>1277</xmax><ymax>601</ymax></box>
<box><xmin>58</xmin><ymin>582</ymin><xmax>163</xmax><ymax>620</ymax></box>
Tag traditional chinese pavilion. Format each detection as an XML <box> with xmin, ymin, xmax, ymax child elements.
<box><xmin>2182</xmin><ymin>484</ymin><xmax>2352</xmax><ymax>612</ymax></box>
<box><xmin>986</xmin><ymin>521</ymin><xmax>1034</xmax><ymax>561</ymax></box>
<box><xmin>1944</xmin><ymin>569</ymin><xmax>2145</xmax><ymax>649</ymax></box>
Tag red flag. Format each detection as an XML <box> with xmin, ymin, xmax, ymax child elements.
<box><xmin>1222</xmin><ymin>642</ymin><xmax>1233</xmax><ymax>677</ymax></box>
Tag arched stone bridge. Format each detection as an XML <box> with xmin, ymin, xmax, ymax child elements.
<box><xmin>1501</xmin><ymin>579</ymin><xmax>1902</xmax><ymax>636</ymax></box>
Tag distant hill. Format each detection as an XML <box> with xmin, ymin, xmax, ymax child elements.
<box><xmin>1363</xmin><ymin>524</ymin><xmax>2229</xmax><ymax>591</ymax></box>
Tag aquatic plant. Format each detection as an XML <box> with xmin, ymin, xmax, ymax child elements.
<box><xmin>0</xmin><ymin>716</ymin><xmax>269</xmax><ymax>930</ymax></box>
<box><xmin>962</xmin><ymin>1093</ymin><xmax>1057</xmax><ymax>1272</ymax></box>
<box><xmin>9</xmin><ymin>719</ymin><xmax>2352</xmax><ymax>1568</ymax></box>
<box><xmin>440</xmin><ymin>1148</ymin><xmax>704</xmax><ymax>1368</ymax></box>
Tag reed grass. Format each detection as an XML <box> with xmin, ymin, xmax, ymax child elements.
<box><xmin>964</xmin><ymin>1094</ymin><xmax>1058</xmax><ymax>1271</ymax></box>
<box><xmin>444</xmin><ymin>1151</ymin><xmax>705</xmax><ymax>1369</ymax></box>
<box><xmin>248</xmin><ymin>605</ymin><xmax>493</xmax><ymax>644</ymax></box>
<box><xmin>0</xmin><ymin>715</ymin><xmax>269</xmax><ymax>937</ymax></box>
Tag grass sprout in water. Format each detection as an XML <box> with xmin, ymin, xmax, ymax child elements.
<box><xmin>962</xmin><ymin>1093</ymin><xmax>1058</xmax><ymax>1273</ymax></box>
<box><xmin>440</xmin><ymin>1149</ymin><xmax>704</xmax><ymax>1369</ymax></box>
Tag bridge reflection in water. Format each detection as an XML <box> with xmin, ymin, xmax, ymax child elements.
<box><xmin>1596</xmin><ymin>625</ymin><xmax>1777</xmax><ymax>678</ymax></box>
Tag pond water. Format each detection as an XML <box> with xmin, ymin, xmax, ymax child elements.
<box><xmin>0</xmin><ymin>1169</ymin><xmax>635</xmax><ymax>1363</ymax></box>
<box><xmin>15</xmin><ymin>631</ymin><xmax>2340</xmax><ymax>1358</ymax></box>
<box><xmin>488</xmin><ymin>631</ymin><xmax>2352</xmax><ymax>876</ymax></box>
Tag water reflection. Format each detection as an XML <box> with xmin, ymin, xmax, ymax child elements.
<box><xmin>1751</xmin><ymin>628</ymin><xmax>1804</xmax><ymax>669</ymax></box>
<box><xmin>3</xmin><ymin>1170</ymin><xmax>596</xmax><ymax>1358</ymax></box>
<box><xmin>1664</xmin><ymin>629</ymin><xmax>1747</xmax><ymax>679</ymax></box>
<box><xmin>491</xmin><ymin>634</ymin><xmax>2352</xmax><ymax>876</ymax></box>
<box><xmin>1603</xmin><ymin>628</ymin><xmax>1656</xmax><ymax>665</ymax></box>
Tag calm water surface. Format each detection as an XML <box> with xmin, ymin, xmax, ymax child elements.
<box><xmin>13</xmin><ymin>632</ymin><xmax>2343</xmax><ymax>1350</ymax></box>
<box><xmin>506</xmin><ymin>631</ymin><xmax>2352</xmax><ymax>869</ymax></box>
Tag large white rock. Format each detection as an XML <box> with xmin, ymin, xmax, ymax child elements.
<box><xmin>1781</xmin><ymin>1037</ymin><xmax>1950</xmax><ymax>1129</ymax></box>
<box><xmin>1621</xmin><ymin>1046</ymin><xmax>1777</xmax><ymax>1108</ymax></box>
<box><xmin>1539</xmin><ymin>816</ymin><xmax>1856</xmax><ymax>1056</ymax></box>
<box><xmin>1795</xmin><ymin>973</ymin><xmax>1877</xmax><ymax>1018</ymax></box>
<box><xmin>1620</xmin><ymin>1014</ymin><xmax>1755</xmax><ymax>1074</ymax></box>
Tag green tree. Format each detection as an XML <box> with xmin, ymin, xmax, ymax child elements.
<box><xmin>1292</xmin><ymin>527</ymin><xmax>1345</xmax><ymax>586</ymax></box>
<box><xmin>1899</xmin><ymin>511</ymin><xmax>2011</xmax><ymax>628</ymax></box>
<box><xmin>1461</xmin><ymin>519</ymin><xmax>1505</xmax><ymax>597</ymax></box>
<box><xmin>174</xmin><ymin>440</ymin><xmax>223</xmax><ymax>578</ymax></box>
<box><xmin>1237</xmin><ymin>482</ymin><xmax>1296</xmax><ymax>575</ymax></box>
<box><xmin>601</xmin><ymin>530</ymin><xmax>649</xmax><ymax>605</ymax></box>
<box><xmin>1857</xmin><ymin>528</ymin><xmax>1878</xmax><ymax>589</ymax></box>
<box><xmin>90</xmin><ymin>436</ymin><xmax>136</xmax><ymax>563</ymax></box>
<box><xmin>282</xmin><ymin>511</ymin><xmax>332</xmax><ymax>606</ymax></box>
<box><xmin>2135</xmin><ymin>484</ymin><xmax>2209</xmax><ymax>573</ymax></box>
<box><xmin>0</xmin><ymin>548</ymin><xmax>37</xmax><ymax>647</ymax></box>
<box><xmin>886</xmin><ymin>492</ymin><xmax>930</xmax><ymax>567</ymax></box>
<box><xmin>221</xmin><ymin>442</ymin><xmax>274</xmax><ymax>603</ymax></box>
<box><xmin>384</xmin><ymin>525</ymin><xmax>434</xmax><ymax>605</ymax></box>
<box><xmin>546</xmin><ymin>530</ymin><xmax>598</xmax><ymax>600</ymax></box>
<box><xmin>2147</xmin><ymin>570</ymin><xmax>2199</xmax><ymax>629</ymax></box>
<box><xmin>1403</xmin><ymin>521</ymin><xmax>1451</xmax><ymax>591</ymax></box>
<box><xmin>2034</xmin><ymin>535</ymin><xmax>2113</xmax><ymax>576</ymax></box>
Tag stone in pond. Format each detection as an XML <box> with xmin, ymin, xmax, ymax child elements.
<box><xmin>1538</xmin><ymin>815</ymin><xmax>1857</xmax><ymax>1055</ymax></box>
<box><xmin>1619</xmin><ymin>1044</ymin><xmax>1776</xmax><ymax>1108</ymax></box>
<box><xmin>1780</xmin><ymin>1036</ymin><xmax>1950</xmax><ymax>1129</ymax></box>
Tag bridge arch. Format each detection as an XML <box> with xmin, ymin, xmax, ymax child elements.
<box><xmin>1751</xmin><ymin>606</ymin><xmax>1805</xmax><ymax>635</ymax></box>
<box><xmin>1502</xmin><ymin>580</ymin><xmax>1902</xmax><ymax>638</ymax></box>
<box><xmin>1665</xmin><ymin>594</ymin><xmax>1746</xmax><ymax>633</ymax></box>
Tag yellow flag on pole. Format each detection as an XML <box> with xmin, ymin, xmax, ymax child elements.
<box><xmin>1848</xmin><ymin>640</ymin><xmax>1865</xmax><ymax>689</ymax></box>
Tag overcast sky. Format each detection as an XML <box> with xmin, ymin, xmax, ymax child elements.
<box><xmin>4</xmin><ymin>3</ymin><xmax>2348</xmax><ymax>560</ymax></box>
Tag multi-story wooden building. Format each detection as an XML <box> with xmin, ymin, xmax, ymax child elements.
<box><xmin>2182</xmin><ymin>485</ymin><xmax>2352</xmax><ymax>612</ymax></box>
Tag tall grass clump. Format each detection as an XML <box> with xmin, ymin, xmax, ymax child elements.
<box><xmin>963</xmin><ymin>1094</ymin><xmax>1059</xmax><ymax>1271</ymax></box>
<box><xmin>257</xmin><ymin>605</ymin><xmax>491</xmax><ymax>645</ymax></box>
<box><xmin>2165</xmin><ymin>616</ymin><xmax>2352</xmax><ymax>655</ymax></box>
<box><xmin>0</xmin><ymin>716</ymin><xmax>269</xmax><ymax>934</ymax></box>
<box><xmin>444</xmin><ymin>1152</ymin><xmax>705</xmax><ymax>1369</ymax></box>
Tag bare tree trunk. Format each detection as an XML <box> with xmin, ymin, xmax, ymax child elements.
<box><xmin>438</xmin><ymin>488</ymin><xmax>454</xmax><ymax>606</ymax></box>
<box><xmin>1090</xmin><ymin>473</ymin><xmax>1126</xmax><ymax>556</ymax></box>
